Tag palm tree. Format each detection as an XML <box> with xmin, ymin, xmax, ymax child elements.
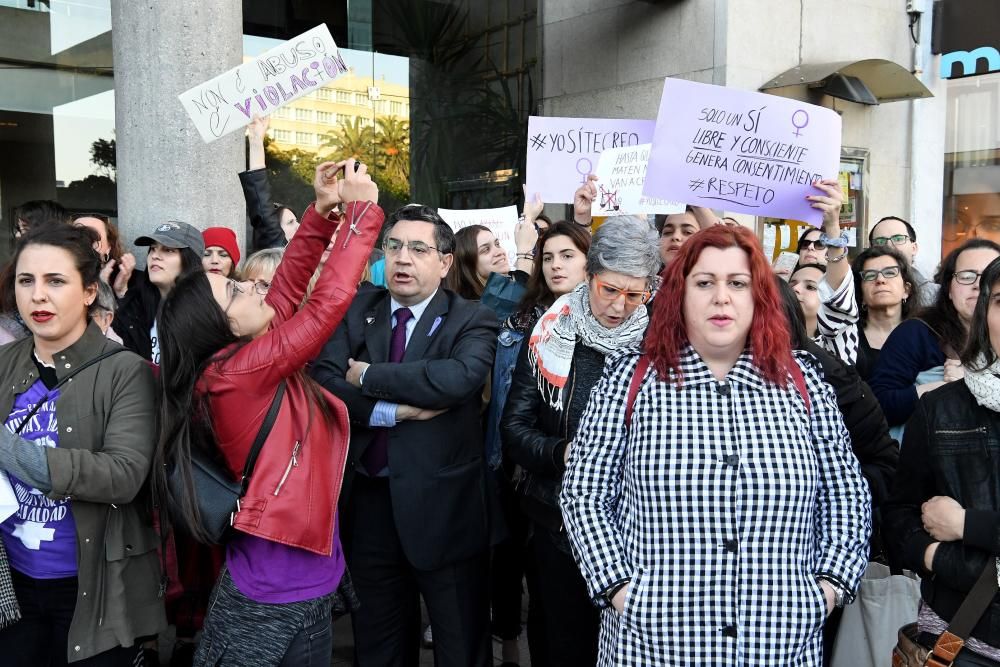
<box><xmin>321</xmin><ymin>117</ymin><xmax>376</xmax><ymax>164</ymax></box>
<box><xmin>374</xmin><ymin>116</ymin><xmax>410</xmax><ymax>186</ymax></box>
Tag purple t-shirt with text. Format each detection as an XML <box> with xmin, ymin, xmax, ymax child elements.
<box><xmin>1</xmin><ymin>380</ymin><xmax>77</xmax><ymax>578</ymax></box>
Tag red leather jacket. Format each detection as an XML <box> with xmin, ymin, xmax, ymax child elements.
<box><xmin>198</xmin><ymin>200</ymin><xmax>384</xmax><ymax>555</ymax></box>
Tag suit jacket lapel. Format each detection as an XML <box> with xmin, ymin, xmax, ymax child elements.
<box><xmin>363</xmin><ymin>296</ymin><xmax>392</xmax><ymax>364</ymax></box>
<box><xmin>403</xmin><ymin>290</ymin><xmax>450</xmax><ymax>363</ymax></box>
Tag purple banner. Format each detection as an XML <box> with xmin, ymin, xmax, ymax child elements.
<box><xmin>526</xmin><ymin>116</ymin><xmax>655</xmax><ymax>204</ymax></box>
<box><xmin>643</xmin><ymin>78</ymin><xmax>842</xmax><ymax>226</ymax></box>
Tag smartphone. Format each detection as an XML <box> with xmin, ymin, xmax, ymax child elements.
<box><xmin>773</xmin><ymin>251</ymin><xmax>799</xmax><ymax>278</ymax></box>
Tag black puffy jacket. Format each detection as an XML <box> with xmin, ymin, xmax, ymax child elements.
<box><xmin>501</xmin><ymin>337</ymin><xmax>606</xmax><ymax>548</ymax></box>
<box><xmin>803</xmin><ymin>340</ymin><xmax>899</xmax><ymax>510</ymax></box>
<box><xmin>883</xmin><ymin>380</ymin><xmax>1000</xmax><ymax>649</ymax></box>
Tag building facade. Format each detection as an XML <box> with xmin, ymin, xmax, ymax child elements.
<box><xmin>0</xmin><ymin>0</ymin><xmax>995</xmax><ymax>275</ymax></box>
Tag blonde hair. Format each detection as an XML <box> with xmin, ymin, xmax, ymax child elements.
<box><xmin>240</xmin><ymin>247</ymin><xmax>284</xmax><ymax>281</ymax></box>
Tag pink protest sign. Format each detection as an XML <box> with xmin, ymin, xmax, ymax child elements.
<box><xmin>643</xmin><ymin>79</ymin><xmax>842</xmax><ymax>226</ymax></box>
<box><xmin>526</xmin><ymin>116</ymin><xmax>655</xmax><ymax>204</ymax></box>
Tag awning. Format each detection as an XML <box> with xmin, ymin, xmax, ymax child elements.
<box><xmin>760</xmin><ymin>59</ymin><xmax>933</xmax><ymax>104</ymax></box>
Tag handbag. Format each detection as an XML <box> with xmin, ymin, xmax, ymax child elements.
<box><xmin>892</xmin><ymin>557</ymin><xmax>1000</xmax><ymax>667</ymax></box>
<box><xmin>166</xmin><ymin>381</ymin><xmax>286</xmax><ymax>544</ymax></box>
<box><xmin>830</xmin><ymin>562</ymin><xmax>921</xmax><ymax>667</ymax></box>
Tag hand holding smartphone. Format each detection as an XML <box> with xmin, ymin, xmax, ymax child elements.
<box><xmin>773</xmin><ymin>251</ymin><xmax>799</xmax><ymax>280</ymax></box>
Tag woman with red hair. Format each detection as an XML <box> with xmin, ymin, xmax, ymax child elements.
<box><xmin>560</xmin><ymin>224</ymin><xmax>871</xmax><ymax>666</ymax></box>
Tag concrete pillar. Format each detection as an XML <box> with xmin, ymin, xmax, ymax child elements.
<box><xmin>110</xmin><ymin>0</ymin><xmax>244</xmax><ymax>261</ymax></box>
<box><xmin>908</xmin><ymin>4</ymin><xmax>947</xmax><ymax>274</ymax></box>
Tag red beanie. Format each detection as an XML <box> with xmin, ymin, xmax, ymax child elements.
<box><xmin>202</xmin><ymin>227</ymin><xmax>241</xmax><ymax>267</ymax></box>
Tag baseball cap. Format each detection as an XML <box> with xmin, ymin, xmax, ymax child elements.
<box><xmin>135</xmin><ymin>221</ymin><xmax>205</xmax><ymax>256</ymax></box>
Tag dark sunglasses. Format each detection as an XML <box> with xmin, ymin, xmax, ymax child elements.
<box><xmin>798</xmin><ymin>238</ymin><xmax>827</xmax><ymax>252</ymax></box>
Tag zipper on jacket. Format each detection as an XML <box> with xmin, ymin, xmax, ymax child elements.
<box><xmin>343</xmin><ymin>202</ymin><xmax>373</xmax><ymax>249</ymax></box>
<box><xmin>935</xmin><ymin>427</ymin><xmax>987</xmax><ymax>436</ymax></box>
<box><xmin>273</xmin><ymin>441</ymin><xmax>302</xmax><ymax>496</ymax></box>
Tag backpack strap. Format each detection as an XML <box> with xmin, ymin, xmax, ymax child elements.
<box><xmin>790</xmin><ymin>360</ymin><xmax>811</xmax><ymax>415</ymax></box>
<box><xmin>625</xmin><ymin>355</ymin><xmax>650</xmax><ymax>433</ymax></box>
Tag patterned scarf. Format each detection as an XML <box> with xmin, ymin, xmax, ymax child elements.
<box><xmin>0</xmin><ymin>537</ymin><xmax>20</xmax><ymax>629</ymax></box>
<box><xmin>964</xmin><ymin>355</ymin><xmax>1000</xmax><ymax>413</ymax></box>
<box><xmin>528</xmin><ymin>282</ymin><xmax>648</xmax><ymax>410</ymax></box>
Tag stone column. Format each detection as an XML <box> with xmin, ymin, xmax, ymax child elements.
<box><xmin>110</xmin><ymin>0</ymin><xmax>244</xmax><ymax>261</ymax></box>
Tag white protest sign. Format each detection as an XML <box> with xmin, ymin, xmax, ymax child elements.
<box><xmin>0</xmin><ymin>473</ymin><xmax>16</xmax><ymax>524</ymax></box>
<box><xmin>526</xmin><ymin>116</ymin><xmax>656</xmax><ymax>204</ymax></box>
<box><xmin>179</xmin><ymin>24</ymin><xmax>348</xmax><ymax>143</ymax></box>
<box><xmin>643</xmin><ymin>78</ymin><xmax>842</xmax><ymax>226</ymax></box>
<box><xmin>438</xmin><ymin>206</ymin><xmax>520</xmax><ymax>267</ymax></box>
<box><xmin>591</xmin><ymin>143</ymin><xmax>685</xmax><ymax>216</ymax></box>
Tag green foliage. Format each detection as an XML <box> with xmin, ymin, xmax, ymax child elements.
<box><xmin>90</xmin><ymin>137</ymin><xmax>116</xmax><ymax>179</ymax></box>
<box><xmin>263</xmin><ymin>115</ymin><xmax>411</xmax><ymax>214</ymax></box>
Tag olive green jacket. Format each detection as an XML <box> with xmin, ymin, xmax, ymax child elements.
<box><xmin>0</xmin><ymin>323</ymin><xmax>166</xmax><ymax>662</ymax></box>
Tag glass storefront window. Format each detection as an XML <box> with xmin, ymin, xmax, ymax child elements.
<box><xmin>942</xmin><ymin>72</ymin><xmax>1000</xmax><ymax>256</ymax></box>
<box><xmin>0</xmin><ymin>0</ymin><xmax>115</xmax><ymax>260</ymax></box>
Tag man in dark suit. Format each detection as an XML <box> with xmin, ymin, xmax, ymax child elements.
<box><xmin>311</xmin><ymin>205</ymin><xmax>499</xmax><ymax>667</ymax></box>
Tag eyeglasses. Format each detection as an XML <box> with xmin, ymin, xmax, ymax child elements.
<box><xmin>954</xmin><ymin>270</ymin><xmax>985</xmax><ymax>285</ymax></box>
<box><xmin>252</xmin><ymin>279</ymin><xmax>270</xmax><ymax>294</ymax></box>
<box><xmin>383</xmin><ymin>238</ymin><xmax>442</xmax><ymax>258</ymax></box>
<box><xmin>872</xmin><ymin>234</ymin><xmax>912</xmax><ymax>247</ymax></box>
<box><xmin>224</xmin><ymin>280</ymin><xmax>248</xmax><ymax>314</ymax></box>
<box><xmin>592</xmin><ymin>277</ymin><xmax>651</xmax><ymax>306</ymax></box>
<box><xmin>798</xmin><ymin>238</ymin><xmax>827</xmax><ymax>251</ymax></box>
<box><xmin>859</xmin><ymin>266</ymin><xmax>901</xmax><ymax>282</ymax></box>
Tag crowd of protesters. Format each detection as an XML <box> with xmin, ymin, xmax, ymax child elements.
<box><xmin>0</xmin><ymin>125</ymin><xmax>996</xmax><ymax>667</ymax></box>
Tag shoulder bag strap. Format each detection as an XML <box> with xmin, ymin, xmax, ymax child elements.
<box><xmin>14</xmin><ymin>348</ymin><xmax>127</xmax><ymax>435</ymax></box>
<box><xmin>925</xmin><ymin>558</ymin><xmax>999</xmax><ymax>667</ymax></box>
<box><xmin>237</xmin><ymin>380</ymin><xmax>286</xmax><ymax>497</ymax></box>
<box><xmin>789</xmin><ymin>361</ymin><xmax>811</xmax><ymax>415</ymax></box>
<box><xmin>625</xmin><ymin>356</ymin><xmax>650</xmax><ymax>433</ymax></box>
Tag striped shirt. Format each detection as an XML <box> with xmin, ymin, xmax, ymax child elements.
<box><xmin>816</xmin><ymin>274</ymin><xmax>860</xmax><ymax>367</ymax></box>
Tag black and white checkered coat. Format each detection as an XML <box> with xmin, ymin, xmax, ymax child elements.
<box><xmin>560</xmin><ymin>346</ymin><xmax>871</xmax><ymax>666</ymax></box>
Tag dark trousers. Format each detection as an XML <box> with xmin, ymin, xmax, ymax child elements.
<box><xmin>344</xmin><ymin>474</ymin><xmax>491</xmax><ymax>667</ymax></box>
<box><xmin>490</xmin><ymin>469</ymin><xmax>526</xmax><ymax>641</ymax></box>
<box><xmin>0</xmin><ymin>570</ymin><xmax>143</xmax><ymax>667</ymax></box>
<box><xmin>523</xmin><ymin>527</ymin><xmax>600</xmax><ymax>667</ymax></box>
<box><xmin>279</xmin><ymin>614</ymin><xmax>334</xmax><ymax>667</ymax></box>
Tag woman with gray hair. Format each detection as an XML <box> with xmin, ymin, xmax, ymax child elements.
<box><xmin>500</xmin><ymin>215</ymin><xmax>659</xmax><ymax>666</ymax></box>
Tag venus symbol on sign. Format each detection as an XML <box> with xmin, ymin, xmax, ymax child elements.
<box><xmin>576</xmin><ymin>157</ymin><xmax>593</xmax><ymax>185</ymax></box>
<box><xmin>791</xmin><ymin>110</ymin><xmax>809</xmax><ymax>137</ymax></box>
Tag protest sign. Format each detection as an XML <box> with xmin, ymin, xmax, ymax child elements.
<box><xmin>526</xmin><ymin>116</ymin><xmax>655</xmax><ymax>204</ymax></box>
<box><xmin>179</xmin><ymin>24</ymin><xmax>348</xmax><ymax>143</ymax></box>
<box><xmin>591</xmin><ymin>143</ymin><xmax>685</xmax><ymax>216</ymax></box>
<box><xmin>438</xmin><ymin>206</ymin><xmax>520</xmax><ymax>266</ymax></box>
<box><xmin>643</xmin><ymin>78</ymin><xmax>842</xmax><ymax>226</ymax></box>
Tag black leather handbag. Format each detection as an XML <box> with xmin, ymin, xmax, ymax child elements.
<box><xmin>167</xmin><ymin>381</ymin><xmax>286</xmax><ymax>544</ymax></box>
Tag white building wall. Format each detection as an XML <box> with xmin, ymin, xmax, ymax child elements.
<box><xmin>539</xmin><ymin>0</ymin><xmax>947</xmax><ymax>273</ymax></box>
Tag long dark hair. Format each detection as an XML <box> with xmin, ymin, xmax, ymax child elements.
<box><xmin>921</xmin><ymin>239</ymin><xmax>1000</xmax><ymax>355</ymax></box>
<box><xmin>154</xmin><ymin>272</ymin><xmax>335</xmax><ymax>542</ymax></box>
<box><xmin>775</xmin><ymin>276</ymin><xmax>809</xmax><ymax>350</ymax></box>
<box><xmin>961</xmin><ymin>256</ymin><xmax>1000</xmax><ymax>370</ymax></box>
<box><xmin>515</xmin><ymin>221</ymin><xmax>591</xmax><ymax>317</ymax></box>
<box><xmin>446</xmin><ymin>225</ymin><xmax>491</xmax><ymax>300</ymax></box>
<box><xmin>0</xmin><ymin>224</ymin><xmax>102</xmax><ymax>319</ymax></box>
<box><xmin>851</xmin><ymin>246</ymin><xmax>920</xmax><ymax>326</ymax></box>
<box><xmin>153</xmin><ymin>273</ymin><xmax>244</xmax><ymax>542</ymax></box>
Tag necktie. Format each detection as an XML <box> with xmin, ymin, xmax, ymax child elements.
<box><xmin>362</xmin><ymin>307</ymin><xmax>413</xmax><ymax>475</ymax></box>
